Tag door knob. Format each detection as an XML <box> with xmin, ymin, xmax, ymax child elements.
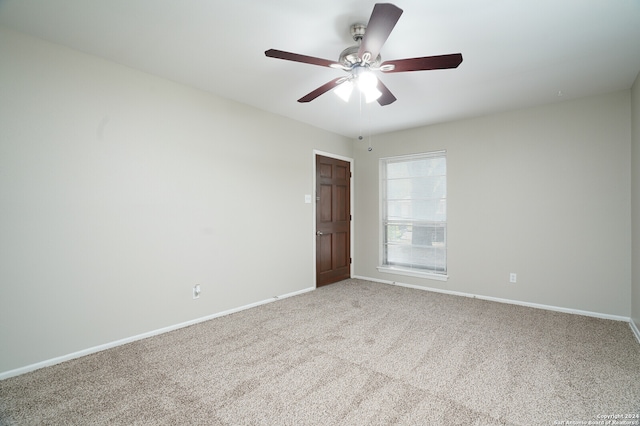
<box><xmin>316</xmin><ymin>231</ymin><xmax>323</xmax><ymax>236</ymax></box>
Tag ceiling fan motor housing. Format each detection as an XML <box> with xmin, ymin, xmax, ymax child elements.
<box><xmin>338</xmin><ymin>23</ymin><xmax>382</xmax><ymax>68</ymax></box>
<box><xmin>338</xmin><ymin>45</ymin><xmax>382</xmax><ymax>68</ymax></box>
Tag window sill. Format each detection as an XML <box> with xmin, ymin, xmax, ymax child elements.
<box><xmin>377</xmin><ymin>266</ymin><xmax>449</xmax><ymax>282</ymax></box>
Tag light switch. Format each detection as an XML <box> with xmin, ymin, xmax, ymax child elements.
<box><xmin>304</xmin><ymin>194</ymin><xmax>312</xmax><ymax>204</ymax></box>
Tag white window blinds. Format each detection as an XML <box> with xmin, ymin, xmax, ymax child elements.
<box><xmin>381</xmin><ymin>151</ymin><xmax>447</xmax><ymax>276</ymax></box>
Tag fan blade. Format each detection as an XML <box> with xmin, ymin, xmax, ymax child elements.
<box><xmin>381</xmin><ymin>53</ymin><xmax>463</xmax><ymax>73</ymax></box>
<box><xmin>376</xmin><ymin>79</ymin><xmax>396</xmax><ymax>106</ymax></box>
<box><xmin>358</xmin><ymin>3</ymin><xmax>403</xmax><ymax>62</ymax></box>
<box><xmin>265</xmin><ymin>49</ymin><xmax>340</xmax><ymax>68</ymax></box>
<box><xmin>298</xmin><ymin>77</ymin><xmax>346</xmax><ymax>103</ymax></box>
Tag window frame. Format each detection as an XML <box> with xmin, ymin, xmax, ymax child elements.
<box><xmin>377</xmin><ymin>150</ymin><xmax>449</xmax><ymax>281</ymax></box>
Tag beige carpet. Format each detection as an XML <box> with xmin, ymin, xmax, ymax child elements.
<box><xmin>1</xmin><ymin>279</ymin><xmax>639</xmax><ymax>425</ymax></box>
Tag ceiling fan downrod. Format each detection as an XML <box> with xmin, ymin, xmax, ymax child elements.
<box><xmin>338</xmin><ymin>24</ymin><xmax>382</xmax><ymax>69</ymax></box>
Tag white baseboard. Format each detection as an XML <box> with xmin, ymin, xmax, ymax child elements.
<box><xmin>631</xmin><ymin>319</ymin><xmax>640</xmax><ymax>345</ymax></box>
<box><xmin>4</xmin><ymin>279</ymin><xmax>637</xmax><ymax>381</ymax></box>
<box><xmin>352</xmin><ymin>275</ymin><xmax>631</xmax><ymax>323</ymax></box>
<box><xmin>0</xmin><ymin>286</ymin><xmax>314</xmax><ymax>381</ymax></box>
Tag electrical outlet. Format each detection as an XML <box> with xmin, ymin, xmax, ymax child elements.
<box><xmin>509</xmin><ymin>273</ymin><xmax>517</xmax><ymax>283</ymax></box>
<box><xmin>193</xmin><ymin>284</ymin><xmax>201</xmax><ymax>299</ymax></box>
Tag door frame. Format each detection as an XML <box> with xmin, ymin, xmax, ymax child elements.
<box><xmin>312</xmin><ymin>150</ymin><xmax>354</xmax><ymax>288</ymax></box>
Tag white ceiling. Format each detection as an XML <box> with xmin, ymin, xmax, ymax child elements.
<box><xmin>1</xmin><ymin>0</ymin><xmax>640</xmax><ymax>139</ymax></box>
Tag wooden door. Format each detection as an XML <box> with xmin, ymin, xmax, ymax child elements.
<box><xmin>316</xmin><ymin>155</ymin><xmax>351</xmax><ymax>287</ymax></box>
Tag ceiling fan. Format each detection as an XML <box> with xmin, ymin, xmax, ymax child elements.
<box><xmin>265</xmin><ymin>3</ymin><xmax>463</xmax><ymax>106</ymax></box>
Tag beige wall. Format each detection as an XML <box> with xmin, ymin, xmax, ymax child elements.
<box><xmin>1</xmin><ymin>23</ymin><xmax>637</xmax><ymax>376</ymax></box>
<box><xmin>354</xmin><ymin>91</ymin><xmax>632</xmax><ymax>317</ymax></box>
<box><xmin>632</xmin><ymin>71</ymin><xmax>640</xmax><ymax>332</ymax></box>
<box><xmin>0</xmin><ymin>27</ymin><xmax>352</xmax><ymax>374</ymax></box>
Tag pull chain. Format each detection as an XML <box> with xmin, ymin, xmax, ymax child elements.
<box><xmin>367</xmin><ymin>99</ymin><xmax>373</xmax><ymax>151</ymax></box>
<box><xmin>358</xmin><ymin>89</ymin><xmax>363</xmax><ymax>140</ymax></box>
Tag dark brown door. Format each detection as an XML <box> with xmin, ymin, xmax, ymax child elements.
<box><xmin>316</xmin><ymin>155</ymin><xmax>351</xmax><ymax>287</ymax></box>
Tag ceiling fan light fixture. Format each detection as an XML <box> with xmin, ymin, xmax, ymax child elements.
<box><xmin>334</xmin><ymin>80</ymin><xmax>354</xmax><ymax>102</ymax></box>
<box><xmin>363</xmin><ymin>86</ymin><xmax>382</xmax><ymax>103</ymax></box>
<box><xmin>357</xmin><ymin>70</ymin><xmax>377</xmax><ymax>90</ymax></box>
<box><xmin>356</xmin><ymin>70</ymin><xmax>382</xmax><ymax>103</ymax></box>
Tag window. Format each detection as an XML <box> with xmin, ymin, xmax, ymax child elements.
<box><xmin>379</xmin><ymin>151</ymin><xmax>447</xmax><ymax>280</ymax></box>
